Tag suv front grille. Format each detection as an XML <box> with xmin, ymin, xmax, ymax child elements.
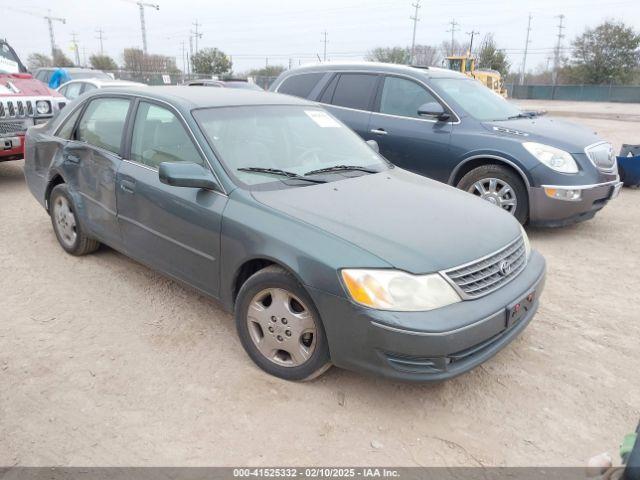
<box><xmin>442</xmin><ymin>236</ymin><xmax>527</xmax><ymax>299</ymax></box>
<box><xmin>0</xmin><ymin>99</ymin><xmax>36</xmax><ymax>119</ymax></box>
<box><xmin>0</xmin><ymin>121</ymin><xmax>27</xmax><ymax>135</ymax></box>
<box><xmin>585</xmin><ymin>142</ymin><xmax>617</xmax><ymax>172</ymax></box>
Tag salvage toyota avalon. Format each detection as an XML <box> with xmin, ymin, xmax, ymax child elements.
<box><xmin>24</xmin><ymin>87</ymin><xmax>546</xmax><ymax>381</ymax></box>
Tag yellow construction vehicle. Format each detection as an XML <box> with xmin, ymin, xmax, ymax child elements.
<box><xmin>445</xmin><ymin>54</ymin><xmax>508</xmax><ymax>97</ymax></box>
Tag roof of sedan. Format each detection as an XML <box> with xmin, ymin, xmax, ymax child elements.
<box><xmin>282</xmin><ymin>61</ymin><xmax>466</xmax><ymax>79</ymax></box>
<box><xmin>97</xmin><ymin>85</ymin><xmax>314</xmax><ymax>108</ymax></box>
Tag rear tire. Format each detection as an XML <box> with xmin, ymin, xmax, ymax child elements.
<box><xmin>49</xmin><ymin>184</ymin><xmax>100</xmax><ymax>256</ymax></box>
<box><xmin>457</xmin><ymin>164</ymin><xmax>529</xmax><ymax>224</ymax></box>
<box><xmin>235</xmin><ymin>265</ymin><xmax>332</xmax><ymax>381</ymax></box>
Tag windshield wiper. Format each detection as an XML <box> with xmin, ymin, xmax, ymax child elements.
<box><xmin>304</xmin><ymin>165</ymin><xmax>378</xmax><ymax>176</ymax></box>
<box><xmin>237</xmin><ymin>167</ymin><xmax>327</xmax><ymax>184</ymax></box>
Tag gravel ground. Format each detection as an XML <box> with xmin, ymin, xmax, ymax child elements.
<box><xmin>1</xmin><ymin>103</ymin><xmax>639</xmax><ymax>467</ymax></box>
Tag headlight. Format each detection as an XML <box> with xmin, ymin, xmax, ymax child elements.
<box><xmin>341</xmin><ymin>269</ymin><xmax>461</xmax><ymax>311</ymax></box>
<box><xmin>520</xmin><ymin>224</ymin><xmax>531</xmax><ymax>259</ymax></box>
<box><xmin>522</xmin><ymin>142</ymin><xmax>578</xmax><ymax>174</ymax></box>
<box><xmin>35</xmin><ymin>100</ymin><xmax>51</xmax><ymax>115</ymax></box>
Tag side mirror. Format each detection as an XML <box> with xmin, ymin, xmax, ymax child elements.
<box><xmin>159</xmin><ymin>162</ymin><xmax>219</xmax><ymax>190</ymax></box>
<box><xmin>366</xmin><ymin>139</ymin><xmax>379</xmax><ymax>153</ymax></box>
<box><xmin>417</xmin><ymin>102</ymin><xmax>450</xmax><ymax>121</ymax></box>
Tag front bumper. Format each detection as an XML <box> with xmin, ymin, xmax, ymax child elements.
<box><xmin>0</xmin><ymin>133</ymin><xmax>24</xmax><ymax>161</ymax></box>
<box><xmin>528</xmin><ymin>181</ymin><xmax>622</xmax><ymax>227</ymax></box>
<box><xmin>308</xmin><ymin>251</ymin><xmax>546</xmax><ymax>382</ymax></box>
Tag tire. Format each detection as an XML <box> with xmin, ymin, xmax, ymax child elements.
<box><xmin>235</xmin><ymin>265</ymin><xmax>332</xmax><ymax>381</ymax></box>
<box><xmin>457</xmin><ymin>164</ymin><xmax>529</xmax><ymax>224</ymax></box>
<box><xmin>49</xmin><ymin>184</ymin><xmax>100</xmax><ymax>256</ymax></box>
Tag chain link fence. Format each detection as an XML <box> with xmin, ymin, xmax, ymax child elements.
<box><xmin>507</xmin><ymin>84</ymin><xmax>640</xmax><ymax>103</ymax></box>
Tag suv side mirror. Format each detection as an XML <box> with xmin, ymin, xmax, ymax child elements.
<box><xmin>366</xmin><ymin>139</ymin><xmax>379</xmax><ymax>153</ymax></box>
<box><xmin>159</xmin><ymin>162</ymin><xmax>220</xmax><ymax>190</ymax></box>
<box><xmin>417</xmin><ymin>102</ymin><xmax>450</xmax><ymax>121</ymax></box>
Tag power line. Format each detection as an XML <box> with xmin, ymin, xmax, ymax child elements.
<box><xmin>409</xmin><ymin>0</ymin><xmax>421</xmax><ymax>65</ymax></box>
<box><xmin>446</xmin><ymin>18</ymin><xmax>460</xmax><ymax>55</ymax></box>
<box><xmin>520</xmin><ymin>13</ymin><xmax>533</xmax><ymax>85</ymax></box>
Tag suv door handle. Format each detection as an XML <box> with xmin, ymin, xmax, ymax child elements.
<box><xmin>119</xmin><ymin>179</ymin><xmax>136</xmax><ymax>194</ymax></box>
<box><xmin>63</xmin><ymin>152</ymin><xmax>81</xmax><ymax>163</ymax></box>
<box><xmin>370</xmin><ymin>128</ymin><xmax>388</xmax><ymax>135</ymax></box>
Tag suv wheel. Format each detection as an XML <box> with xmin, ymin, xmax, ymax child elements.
<box><xmin>235</xmin><ymin>265</ymin><xmax>331</xmax><ymax>381</ymax></box>
<box><xmin>457</xmin><ymin>164</ymin><xmax>529</xmax><ymax>224</ymax></box>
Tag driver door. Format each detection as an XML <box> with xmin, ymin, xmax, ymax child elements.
<box><xmin>116</xmin><ymin>100</ymin><xmax>227</xmax><ymax>297</ymax></box>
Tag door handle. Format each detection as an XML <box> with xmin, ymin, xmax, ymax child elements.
<box><xmin>119</xmin><ymin>179</ymin><xmax>136</xmax><ymax>194</ymax></box>
<box><xmin>63</xmin><ymin>152</ymin><xmax>81</xmax><ymax>164</ymax></box>
<box><xmin>370</xmin><ymin>128</ymin><xmax>388</xmax><ymax>135</ymax></box>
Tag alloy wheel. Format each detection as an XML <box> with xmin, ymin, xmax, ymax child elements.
<box><xmin>468</xmin><ymin>177</ymin><xmax>518</xmax><ymax>213</ymax></box>
<box><xmin>53</xmin><ymin>196</ymin><xmax>77</xmax><ymax>248</ymax></box>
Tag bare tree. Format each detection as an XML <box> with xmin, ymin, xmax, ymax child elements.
<box><xmin>412</xmin><ymin>45</ymin><xmax>441</xmax><ymax>66</ymax></box>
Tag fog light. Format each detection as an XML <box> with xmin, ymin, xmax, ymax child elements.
<box><xmin>36</xmin><ymin>100</ymin><xmax>51</xmax><ymax>115</ymax></box>
<box><xmin>544</xmin><ymin>187</ymin><xmax>582</xmax><ymax>201</ymax></box>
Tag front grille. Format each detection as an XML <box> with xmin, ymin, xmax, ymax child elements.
<box><xmin>585</xmin><ymin>142</ymin><xmax>617</xmax><ymax>172</ymax></box>
<box><xmin>0</xmin><ymin>121</ymin><xmax>27</xmax><ymax>135</ymax></box>
<box><xmin>0</xmin><ymin>99</ymin><xmax>36</xmax><ymax>119</ymax></box>
<box><xmin>443</xmin><ymin>236</ymin><xmax>527</xmax><ymax>299</ymax></box>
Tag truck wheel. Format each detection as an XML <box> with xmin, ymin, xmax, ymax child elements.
<box><xmin>457</xmin><ymin>165</ymin><xmax>529</xmax><ymax>224</ymax></box>
<box><xmin>50</xmin><ymin>184</ymin><xmax>100</xmax><ymax>255</ymax></box>
<box><xmin>235</xmin><ymin>265</ymin><xmax>332</xmax><ymax>381</ymax></box>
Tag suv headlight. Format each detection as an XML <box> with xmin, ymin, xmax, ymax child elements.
<box><xmin>520</xmin><ymin>224</ymin><xmax>531</xmax><ymax>259</ymax></box>
<box><xmin>35</xmin><ymin>100</ymin><xmax>51</xmax><ymax>115</ymax></box>
<box><xmin>341</xmin><ymin>269</ymin><xmax>461</xmax><ymax>311</ymax></box>
<box><xmin>522</xmin><ymin>142</ymin><xmax>578</xmax><ymax>174</ymax></box>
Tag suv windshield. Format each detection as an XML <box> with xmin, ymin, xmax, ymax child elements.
<box><xmin>194</xmin><ymin>106</ymin><xmax>386</xmax><ymax>187</ymax></box>
<box><xmin>0</xmin><ymin>42</ymin><xmax>21</xmax><ymax>74</ymax></box>
<box><xmin>431</xmin><ymin>77</ymin><xmax>521</xmax><ymax>121</ymax></box>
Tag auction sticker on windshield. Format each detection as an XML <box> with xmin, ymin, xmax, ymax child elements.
<box><xmin>305</xmin><ymin>110</ymin><xmax>342</xmax><ymax>128</ymax></box>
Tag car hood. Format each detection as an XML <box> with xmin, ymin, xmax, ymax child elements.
<box><xmin>483</xmin><ymin>116</ymin><xmax>601</xmax><ymax>153</ymax></box>
<box><xmin>0</xmin><ymin>73</ymin><xmax>60</xmax><ymax>97</ymax></box>
<box><xmin>251</xmin><ymin>168</ymin><xmax>521</xmax><ymax>274</ymax></box>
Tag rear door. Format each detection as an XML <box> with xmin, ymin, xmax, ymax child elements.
<box><xmin>70</xmin><ymin>96</ymin><xmax>131</xmax><ymax>246</ymax></box>
<box><xmin>116</xmin><ymin>100</ymin><xmax>226</xmax><ymax>297</ymax></box>
<box><xmin>368</xmin><ymin>75</ymin><xmax>453</xmax><ymax>182</ymax></box>
<box><xmin>318</xmin><ymin>73</ymin><xmax>379</xmax><ymax>139</ymax></box>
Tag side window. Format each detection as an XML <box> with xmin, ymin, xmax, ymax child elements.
<box><xmin>64</xmin><ymin>83</ymin><xmax>84</xmax><ymax>100</ymax></box>
<box><xmin>331</xmin><ymin>74</ymin><xmax>378</xmax><ymax>111</ymax></box>
<box><xmin>58</xmin><ymin>85</ymin><xmax>68</xmax><ymax>96</ymax></box>
<box><xmin>379</xmin><ymin>76</ymin><xmax>439</xmax><ymax>119</ymax></box>
<box><xmin>56</xmin><ymin>107</ymin><xmax>83</xmax><ymax>140</ymax></box>
<box><xmin>277</xmin><ymin>73</ymin><xmax>324</xmax><ymax>98</ymax></box>
<box><xmin>83</xmin><ymin>83</ymin><xmax>97</xmax><ymax>93</ymax></box>
<box><xmin>77</xmin><ymin>97</ymin><xmax>130</xmax><ymax>155</ymax></box>
<box><xmin>319</xmin><ymin>74</ymin><xmax>338</xmax><ymax>104</ymax></box>
<box><xmin>130</xmin><ymin>102</ymin><xmax>203</xmax><ymax>169</ymax></box>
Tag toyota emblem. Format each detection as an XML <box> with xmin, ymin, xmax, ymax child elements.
<box><xmin>499</xmin><ymin>261</ymin><xmax>512</xmax><ymax>276</ymax></box>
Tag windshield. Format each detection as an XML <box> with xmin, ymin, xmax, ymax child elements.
<box><xmin>0</xmin><ymin>43</ymin><xmax>21</xmax><ymax>74</ymax></box>
<box><xmin>431</xmin><ymin>77</ymin><xmax>521</xmax><ymax>121</ymax></box>
<box><xmin>194</xmin><ymin>106</ymin><xmax>387</xmax><ymax>187</ymax></box>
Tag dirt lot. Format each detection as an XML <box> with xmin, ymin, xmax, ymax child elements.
<box><xmin>1</xmin><ymin>101</ymin><xmax>639</xmax><ymax>467</ymax></box>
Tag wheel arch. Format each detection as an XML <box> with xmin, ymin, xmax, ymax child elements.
<box><xmin>449</xmin><ymin>155</ymin><xmax>532</xmax><ymax>190</ymax></box>
<box><xmin>44</xmin><ymin>173</ymin><xmax>67</xmax><ymax>212</ymax></box>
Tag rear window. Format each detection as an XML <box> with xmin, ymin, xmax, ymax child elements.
<box><xmin>330</xmin><ymin>74</ymin><xmax>378</xmax><ymax>111</ymax></box>
<box><xmin>278</xmin><ymin>73</ymin><xmax>324</xmax><ymax>99</ymax></box>
<box><xmin>76</xmin><ymin>97</ymin><xmax>131</xmax><ymax>154</ymax></box>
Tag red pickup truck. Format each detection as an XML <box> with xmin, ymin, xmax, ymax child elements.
<box><xmin>1</xmin><ymin>39</ymin><xmax>65</xmax><ymax>161</ymax></box>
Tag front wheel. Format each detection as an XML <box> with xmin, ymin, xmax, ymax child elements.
<box><xmin>457</xmin><ymin>164</ymin><xmax>529</xmax><ymax>224</ymax></box>
<box><xmin>235</xmin><ymin>266</ymin><xmax>332</xmax><ymax>381</ymax></box>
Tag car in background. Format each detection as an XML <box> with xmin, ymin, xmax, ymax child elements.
<box><xmin>33</xmin><ymin>67</ymin><xmax>112</xmax><ymax>86</ymax></box>
<box><xmin>271</xmin><ymin>62</ymin><xmax>622</xmax><ymax>227</ymax></box>
<box><xmin>23</xmin><ymin>86</ymin><xmax>545</xmax><ymax>382</ymax></box>
<box><xmin>185</xmin><ymin>78</ymin><xmax>263</xmax><ymax>91</ymax></box>
<box><xmin>57</xmin><ymin>78</ymin><xmax>146</xmax><ymax>102</ymax></box>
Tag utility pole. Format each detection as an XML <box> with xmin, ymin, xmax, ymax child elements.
<box><xmin>120</xmin><ymin>1</ymin><xmax>160</xmax><ymax>54</ymax></box>
<box><xmin>321</xmin><ymin>30</ymin><xmax>328</xmax><ymax>61</ymax></box>
<box><xmin>520</xmin><ymin>13</ymin><xmax>533</xmax><ymax>85</ymax></box>
<box><xmin>71</xmin><ymin>32</ymin><xmax>81</xmax><ymax>66</ymax></box>
<box><xmin>188</xmin><ymin>35</ymin><xmax>193</xmax><ymax>75</ymax></box>
<box><xmin>191</xmin><ymin>20</ymin><xmax>202</xmax><ymax>54</ymax></box>
<box><xmin>409</xmin><ymin>0</ymin><xmax>421</xmax><ymax>65</ymax></box>
<box><xmin>447</xmin><ymin>19</ymin><xmax>460</xmax><ymax>56</ymax></box>
<box><xmin>44</xmin><ymin>10</ymin><xmax>66</xmax><ymax>60</ymax></box>
<box><xmin>82</xmin><ymin>47</ymin><xmax>87</xmax><ymax>67</ymax></box>
<box><xmin>180</xmin><ymin>41</ymin><xmax>186</xmax><ymax>82</ymax></box>
<box><xmin>96</xmin><ymin>28</ymin><xmax>106</xmax><ymax>55</ymax></box>
<box><xmin>466</xmin><ymin>30</ymin><xmax>480</xmax><ymax>55</ymax></box>
<box><xmin>552</xmin><ymin>14</ymin><xmax>565</xmax><ymax>86</ymax></box>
